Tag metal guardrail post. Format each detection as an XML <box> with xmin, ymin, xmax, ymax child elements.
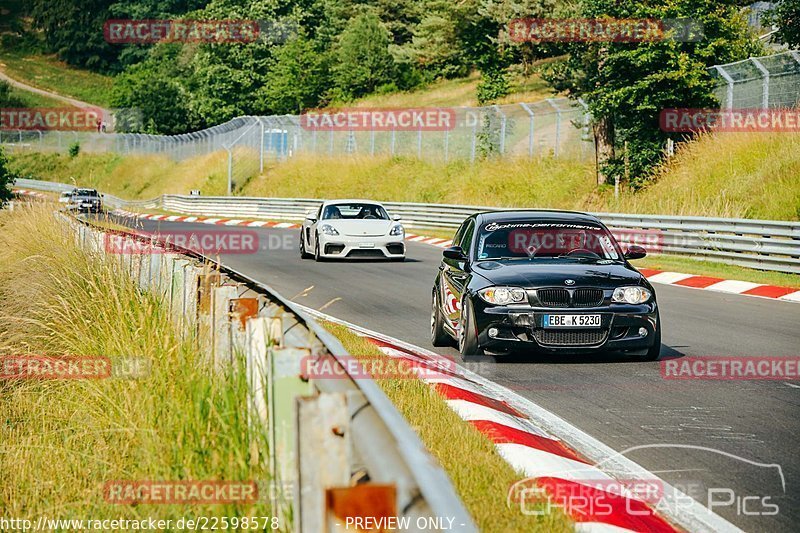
<box><xmin>492</xmin><ymin>105</ymin><xmax>507</xmax><ymax>155</ymax></box>
<box><xmin>546</xmin><ymin>98</ymin><xmax>563</xmax><ymax>158</ymax></box>
<box><xmin>520</xmin><ymin>103</ymin><xmax>535</xmax><ymax>158</ymax></box>
<box><xmin>750</xmin><ymin>57</ymin><xmax>770</xmax><ymax>109</ymax></box>
<box><xmin>714</xmin><ymin>65</ymin><xmax>735</xmax><ymax>110</ymax></box>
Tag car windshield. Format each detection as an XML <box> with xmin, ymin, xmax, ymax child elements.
<box><xmin>74</xmin><ymin>189</ymin><xmax>99</xmax><ymax>197</ymax></box>
<box><xmin>476</xmin><ymin>221</ymin><xmax>622</xmax><ymax>261</ymax></box>
<box><xmin>322</xmin><ymin>203</ymin><xmax>389</xmax><ymax>220</ymax></box>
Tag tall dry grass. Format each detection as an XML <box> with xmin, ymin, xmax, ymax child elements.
<box><xmin>0</xmin><ymin>205</ymin><xmax>271</xmax><ymax>521</ymax></box>
<box><xmin>10</xmin><ymin>131</ymin><xmax>800</xmax><ymax>220</ymax></box>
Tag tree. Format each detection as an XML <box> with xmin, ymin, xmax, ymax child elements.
<box><xmin>263</xmin><ymin>35</ymin><xmax>330</xmax><ymax>114</ymax></box>
<box><xmin>541</xmin><ymin>0</ymin><xmax>762</xmax><ymax>185</ymax></box>
<box><xmin>332</xmin><ymin>12</ymin><xmax>396</xmax><ymax>100</ymax></box>
<box><xmin>111</xmin><ymin>47</ymin><xmax>200</xmax><ymax>134</ymax></box>
<box><xmin>767</xmin><ymin>1</ymin><xmax>800</xmax><ymax>48</ymax></box>
<box><xmin>0</xmin><ymin>148</ymin><xmax>16</xmax><ymax>205</ymax></box>
<box><xmin>30</xmin><ymin>0</ymin><xmax>119</xmax><ymax>71</ymax></box>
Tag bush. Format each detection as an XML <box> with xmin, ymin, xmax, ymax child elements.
<box><xmin>68</xmin><ymin>142</ymin><xmax>80</xmax><ymax>158</ymax></box>
<box><xmin>0</xmin><ymin>147</ymin><xmax>16</xmax><ymax>204</ymax></box>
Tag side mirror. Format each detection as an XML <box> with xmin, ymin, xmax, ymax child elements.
<box><xmin>624</xmin><ymin>245</ymin><xmax>647</xmax><ymax>260</ymax></box>
<box><xmin>443</xmin><ymin>246</ymin><xmax>467</xmax><ymax>261</ymax></box>
<box><xmin>305</xmin><ymin>210</ymin><xmax>317</xmax><ymax>222</ymax></box>
<box><xmin>392</xmin><ymin>214</ymin><xmax>402</xmax><ymax>221</ymax></box>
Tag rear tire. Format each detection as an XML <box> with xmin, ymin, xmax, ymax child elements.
<box><xmin>431</xmin><ymin>289</ymin><xmax>452</xmax><ymax>347</ymax></box>
<box><xmin>458</xmin><ymin>298</ymin><xmax>484</xmax><ymax>356</ymax></box>
<box><xmin>635</xmin><ymin>316</ymin><xmax>661</xmax><ymax>361</ymax></box>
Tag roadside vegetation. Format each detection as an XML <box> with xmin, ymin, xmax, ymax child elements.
<box><xmin>324</xmin><ymin>322</ymin><xmax>572</xmax><ymax>532</ymax></box>
<box><xmin>10</xmin><ymin>131</ymin><xmax>800</xmax><ymax>221</ymax></box>
<box><xmin>0</xmin><ymin>50</ymin><xmax>114</xmax><ymax>107</ymax></box>
<box><xmin>0</xmin><ymin>205</ymin><xmax>271</xmax><ymax>520</ymax></box>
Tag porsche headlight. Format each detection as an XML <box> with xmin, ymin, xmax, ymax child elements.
<box><xmin>612</xmin><ymin>286</ymin><xmax>652</xmax><ymax>304</ymax></box>
<box><xmin>389</xmin><ymin>224</ymin><xmax>404</xmax><ymax>236</ymax></box>
<box><xmin>320</xmin><ymin>224</ymin><xmax>339</xmax><ymax>236</ymax></box>
<box><xmin>478</xmin><ymin>286</ymin><xmax>527</xmax><ymax>305</ymax></box>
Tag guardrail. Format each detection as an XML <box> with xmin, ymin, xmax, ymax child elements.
<box><xmin>65</xmin><ymin>210</ymin><xmax>476</xmax><ymax>532</ymax></box>
<box><xmin>17</xmin><ymin>178</ymin><xmax>800</xmax><ymax>274</ymax></box>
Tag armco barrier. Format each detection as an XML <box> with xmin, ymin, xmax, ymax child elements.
<box><xmin>64</xmin><ymin>212</ymin><xmax>476</xmax><ymax>532</ymax></box>
<box><xmin>17</xmin><ymin>178</ymin><xmax>800</xmax><ymax>274</ymax></box>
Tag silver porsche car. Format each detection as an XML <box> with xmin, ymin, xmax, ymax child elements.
<box><xmin>299</xmin><ymin>200</ymin><xmax>406</xmax><ymax>261</ymax></box>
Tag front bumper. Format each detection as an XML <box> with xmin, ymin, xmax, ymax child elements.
<box><xmin>473</xmin><ymin>301</ymin><xmax>658</xmax><ymax>353</ymax></box>
<box><xmin>317</xmin><ymin>233</ymin><xmax>405</xmax><ymax>259</ymax></box>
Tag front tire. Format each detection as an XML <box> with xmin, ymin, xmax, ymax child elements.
<box><xmin>635</xmin><ymin>316</ymin><xmax>661</xmax><ymax>361</ymax></box>
<box><xmin>458</xmin><ymin>298</ymin><xmax>483</xmax><ymax>356</ymax></box>
<box><xmin>300</xmin><ymin>231</ymin><xmax>312</xmax><ymax>259</ymax></box>
<box><xmin>314</xmin><ymin>237</ymin><xmax>324</xmax><ymax>262</ymax></box>
<box><xmin>431</xmin><ymin>289</ymin><xmax>452</xmax><ymax>347</ymax></box>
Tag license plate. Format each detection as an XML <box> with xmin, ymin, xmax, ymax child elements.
<box><xmin>358</xmin><ymin>242</ymin><xmax>375</xmax><ymax>248</ymax></box>
<box><xmin>543</xmin><ymin>314</ymin><xmax>601</xmax><ymax>328</ymax></box>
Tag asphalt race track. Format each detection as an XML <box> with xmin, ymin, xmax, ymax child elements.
<box><xmin>115</xmin><ymin>216</ymin><xmax>800</xmax><ymax>532</ymax></box>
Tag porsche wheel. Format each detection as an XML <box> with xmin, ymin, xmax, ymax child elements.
<box><xmin>300</xmin><ymin>231</ymin><xmax>312</xmax><ymax>259</ymax></box>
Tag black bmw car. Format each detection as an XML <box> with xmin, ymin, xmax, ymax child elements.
<box><xmin>431</xmin><ymin>210</ymin><xmax>661</xmax><ymax>360</ymax></box>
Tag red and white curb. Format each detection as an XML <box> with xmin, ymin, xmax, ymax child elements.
<box><xmin>636</xmin><ymin>268</ymin><xmax>800</xmax><ymax>303</ymax></box>
<box><xmin>296</xmin><ymin>305</ymin><xmax>741</xmax><ymax>533</ymax></box>
<box><xmin>112</xmin><ymin>209</ymin><xmax>799</xmax><ymax>304</ymax></box>
<box><xmin>12</xmin><ymin>188</ymin><xmax>49</xmax><ymax>200</ymax></box>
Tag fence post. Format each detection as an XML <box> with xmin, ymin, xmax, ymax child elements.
<box><xmin>750</xmin><ymin>57</ymin><xmax>770</xmax><ymax>109</ymax></box>
<box><xmin>492</xmin><ymin>105</ymin><xmax>507</xmax><ymax>155</ymax></box>
<box><xmin>258</xmin><ymin>118</ymin><xmax>266</xmax><ymax>173</ymax></box>
<box><xmin>520</xmin><ymin>103</ymin><xmax>535</xmax><ymax>158</ymax></box>
<box><xmin>470</xmin><ymin>110</ymin><xmax>477</xmax><ymax>162</ymax></box>
<box><xmin>714</xmin><ymin>65</ymin><xmax>735</xmax><ymax>110</ymax></box>
<box><xmin>443</xmin><ymin>128</ymin><xmax>449</xmax><ymax>163</ymax></box>
<box><xmin>226</xmin><ymin>147</ymin><xmax>233</xmax><ymax>195</ymax></box>
<box><xmin>546</xmin><ymin>98</ymin><xmax>562</xmax><ymax>158</ymax></box>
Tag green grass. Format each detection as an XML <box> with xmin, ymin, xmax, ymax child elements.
<box><xmin>636</xmin><ymin>255</ymin><xmax>800</xmax><ymax>289</ymax></box>
<box><xmin>5</xmin><ymin>82</ymin><xmax>65</xmax><ymax>107</ymax></box>
<box><xmin>0</xmin><ymin>49</ymin><xmax>114</xmax><ymax>107</ymax></box>
<box><xmin>345</xmin><ymin>69</ymin><xmax>557</xmax><ymax>109</ymax></box>
<box><xmin>324</xmin><ymin>322</ymin><xmax>572</xmax><ymax>532</ymax></box>
<box><xmin>0</xmin><ymin>205</ymin><xmax>272</xmax><ymax>522</ymax></box>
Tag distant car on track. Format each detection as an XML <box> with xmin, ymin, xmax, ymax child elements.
<box><xmin>67</xmin><ymin>188</ymin><xmax>103</xmax><ymax>214</ymax></box>
<box><xmin>300</xmin><ymin>200</ymin><xmax>405</xmax><ymax>261</ymax></box>
<box><xmin>431</xmin><ymin>210</ymin><xmax>661</xmax><ymax>360</ymax></box>
<box><xmin>58</xmin><ymin>190</ymin><xmax>75</xmax><ymax>203</ymax></box>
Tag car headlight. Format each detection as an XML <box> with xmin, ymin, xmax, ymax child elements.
<box><xmin>612</xmin><ymin>286</ymin><xmax>652</xmax><ymax>304</ymax></box>
<box><xmin>320</xmin><ymin>224</ymin><xmax>339</xmax><ymax>236</ymax></box>
<box><xmin>478</xmin><ymin>286</ymin><xmax>527</xmax><ymax>305</ymax></box>
<box><xmin>389</xmin><ymin>224</ymin><xmax>404</xmax><ymax>236</ymax></box>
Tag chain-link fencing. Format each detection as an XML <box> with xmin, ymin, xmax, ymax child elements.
<box><xmin>710</xmin><ymin>50</ymin><xmax>800</xmax><ymax>110</ymax></box>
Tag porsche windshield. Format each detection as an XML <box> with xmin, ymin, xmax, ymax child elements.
<box><xmin>322</xmin><ymin>203</ymin><xmax>389</xmax><ymax>220</ymax></box>
<box><xmin>476</xmin><ymin>221</ymin><xmax>622</xmax><ymax>261</ymax></box>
